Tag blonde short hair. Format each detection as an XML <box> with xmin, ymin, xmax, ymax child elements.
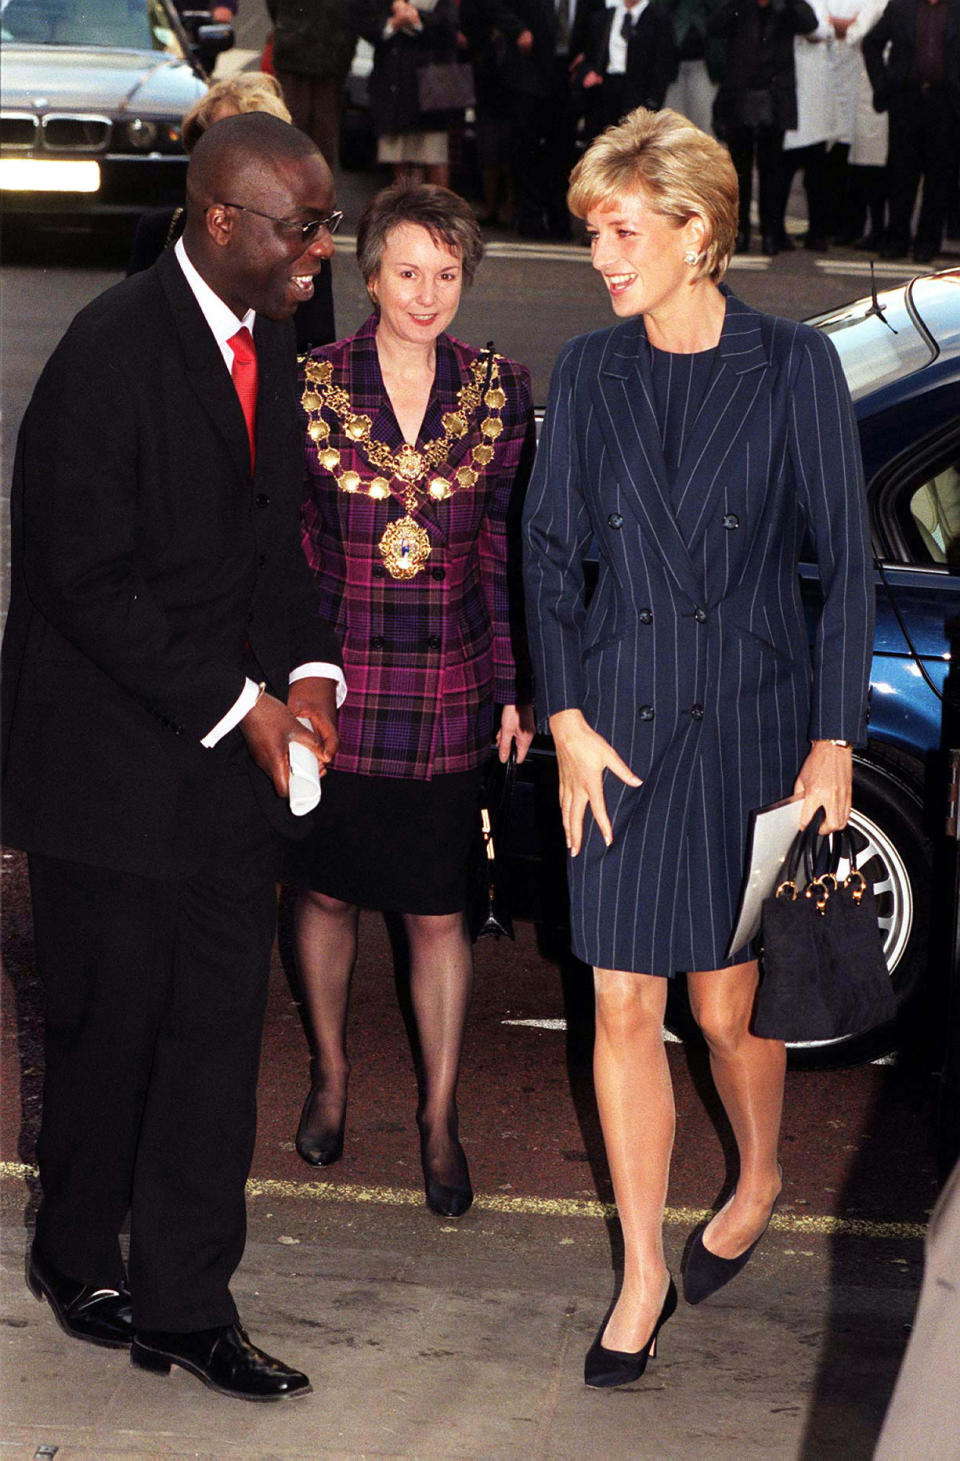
<box><xmin>181</xmin><ymin>72</ymin><xmax>292</xmax><ymax>153</ymax></box>
<box><xmin>568</xmin><ymin>108</ymin><xmax>739</xmax><ymax>283</ymax></box>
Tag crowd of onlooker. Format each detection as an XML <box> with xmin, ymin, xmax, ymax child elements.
<box><xmin>252</xmin><ymin>0</ymin><xmax>958</xmax><ymax>262</ymax></box>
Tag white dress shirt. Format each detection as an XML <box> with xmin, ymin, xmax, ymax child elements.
<box><xmin>173</xmin><ymin>238</ymin><xmax>346</xmax><ymax>747</ymax></box>
<box><xmin>606</xmin><ymin>0</ymin><xmax>649</xmax><ymax>76</ymax></box>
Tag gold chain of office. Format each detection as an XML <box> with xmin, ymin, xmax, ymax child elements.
<box><xmin>300</xmin><ymin>353</ymin><xmax>506</xmax><ymax>579</ymax></box>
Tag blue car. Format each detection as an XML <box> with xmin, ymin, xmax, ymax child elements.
<box><xmin>506</xmin><ymin>268</ymin><xmax>960</xmax><ymax>1068</ymax></box>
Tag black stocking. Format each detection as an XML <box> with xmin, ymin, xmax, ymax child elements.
<box><xmin>402</xmin><ymin>910</ymin><xmax>474</xmax><ymax>1188</ymax></box>
<box><xmin>294</xmin><ymin>888</ymin><xmax>359</xmax><ymax>1136</ymax></box>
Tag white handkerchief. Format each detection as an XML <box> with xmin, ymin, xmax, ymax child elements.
<box><xmin>289</xmin><ymin>718</ymin><xmax>321</xmax><ymax>816</ymax></box>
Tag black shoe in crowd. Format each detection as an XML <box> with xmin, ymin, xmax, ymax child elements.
<box><xmin>27</xmin><ymin>1241</ymin><xmax>133</xmax><ymax>1349</ymax></box>
<box><xmin>131</xmin><ymin>1321</ymin><xmax>312</xmax><ymax>1401</ymax></box>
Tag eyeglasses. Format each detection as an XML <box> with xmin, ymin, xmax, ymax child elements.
<box><xmin>221</xmin><ymin>202</ymin><xmax>344</xmax><ymax>243</ymax></box>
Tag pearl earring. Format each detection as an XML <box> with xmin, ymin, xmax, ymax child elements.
<box><xmin>683</xmin><ymin>250</ymin><xmax>699</xmax><ymax>265</ymax></box>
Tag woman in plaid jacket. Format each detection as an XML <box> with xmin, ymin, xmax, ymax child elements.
<box><xmin>292</xmin><ymin>183</ymin><xmax>536</xmax><ymax>1217</ymax></box>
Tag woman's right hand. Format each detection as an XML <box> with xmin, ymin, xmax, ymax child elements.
<box><xmin>549</xmin><ymin>708</ymin><xmax>642</xmax><ymax>855</ymax></box>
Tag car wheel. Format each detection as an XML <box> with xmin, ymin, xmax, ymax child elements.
<box><xmin>665</xmin><ymin>751</ymin><xmax>933</xmax><ymax>1070</ymax></box>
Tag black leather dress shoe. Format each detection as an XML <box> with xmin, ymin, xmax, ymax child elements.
<box><xmin>131</xmin><ymin>1321</ymin><xmax>312</xmax><ymax>1401</ymax></box>
<box><xmin>27</xmin><ymin>1242</ymin><xmax>133</xmax><ymax>1349</ymax></box>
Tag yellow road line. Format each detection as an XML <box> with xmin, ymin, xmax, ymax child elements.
<box><xmin>0</xmin><ymin>1161</ymin><xmax>926</xmax><ymax>1240</ymax></box>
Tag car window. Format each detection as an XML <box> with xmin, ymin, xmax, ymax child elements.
<box><xmin>908</xmin><ymin>460</ymin><xmax>960</xmax><ymax>565</ymax></box>
<box><xmin>1</xmin><ymin>0</ymin><xmax>182</xmax><ymax>53</ymax></box>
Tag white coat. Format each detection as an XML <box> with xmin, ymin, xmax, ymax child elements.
<box><xmin>845</xmin><ymin>0</ymin><xmax>889</xmax><ymax>168</ymax></box>
<box><xmin>784</xmin><ymin>0</ymin><xmax>839</xmax><ymax>151</ymax></box>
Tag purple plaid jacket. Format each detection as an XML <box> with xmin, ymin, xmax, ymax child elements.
<box><xmin>300</xmin><ymin>315</ymin><xmax>535</xmax><ymax>779</ymax></box>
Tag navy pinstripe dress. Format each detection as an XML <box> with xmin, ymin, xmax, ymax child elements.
<box><xmin>523</xmin><ymin>292</ymin><xmax>875</xmax><ymax>977</ymax></box>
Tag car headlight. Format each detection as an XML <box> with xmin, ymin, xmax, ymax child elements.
<box><xmin>125</xmin><ymin>118</ymin><xmax>160</xmax><ymax>150</ymax></box>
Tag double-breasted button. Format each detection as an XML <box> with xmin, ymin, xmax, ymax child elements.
<box><xmin>425</xmin><ymin>634</ymin><xmax>442</xmax><ymax>649</ymax></box>
<box><xmin>258</xmin><ymin>553</ymin><xmax>266</xmax><ymax>569</ymax></box>
<box><xmin>373</xmin><ymin>564</ymin><xmax>387</xmax><ymax>579</ymax></box>
<box><xmin>690</xmin><ymin>703</ymin><xmax>704</xmax><ymax>721</ymax></box>
<box><xmin>693</xmin><ymin>607</ymin><xmax>707</xmax><ymax>623</ymax></box>
<box><xmin>638</xmin><ymin>704</ymin><xmax>655</xmax><ymax>721</ymax></box>
<box><xmin>638</xmin><ymin>609</ymin><xmax>653</xmax><ymax>625</ymax></box>
<box><xmin>431</xmin><ymin>567</ymin><xmax>446</xmax><ymax>581</ymax></box>
<box><xmin>370</xmin><ymin>635</ymin><xmax>385</xmax><ymax>649</ymax></box>
<box><xmin>722</xmin><ymin>513</ymin><xmax>740</xmax><ymax>530</ymax></box>
<box><xmin>255</xmin><ymin>493</ymin><xmax>270</xmax><ymax>509</ymax></box>
<box><xmin>608</xmin><ymin>513</ymin><xmax>623</xmax><ymax>529</ymax></box>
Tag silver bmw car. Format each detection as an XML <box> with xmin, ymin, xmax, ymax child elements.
<box><xmin>0</xmin><ymin>0</ymin><xmax>216</xmax><ymax>219</ymax></box>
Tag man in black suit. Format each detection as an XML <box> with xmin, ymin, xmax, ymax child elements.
<box><xmin>1</xmin><ymin>113</ymin><xmax>344</xmax><ymax>1401</ymax></box>
<box><xmin>489</xmin><ymin>0</ymin><xmax>597</xmax><ymax>237</ymax></box>
<box><xmin>863</xmin><ymin>0</ymin><xmax>960</xmax><ymax>262</ymax></box>
<box><xmin>579</xmin><ymin>0</ymin><xmax>678</xmax><ymax>141</ymax></box>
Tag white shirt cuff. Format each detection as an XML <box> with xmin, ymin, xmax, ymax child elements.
<box><xmin>201</xmin><ymin>676</ymin><xmax>261</xmax><ymax>748</ymax></box>
<box><xmin>289</xmin><ymin>662</ymin><xmax>348</xmax><ymax>708</ymax></box>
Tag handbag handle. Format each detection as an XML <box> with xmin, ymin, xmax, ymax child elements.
<box><xmin>776</xmin><ymin>808</ymin><xmax>863</xmax><ymax>906</ymax></box>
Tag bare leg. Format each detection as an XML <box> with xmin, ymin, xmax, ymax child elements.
<box><xmin>294</xmin><ymin>888</ymin><xmax>359</xmax><ymax>1141</ymax></box>
<box><xmin>403</xmin><ymin>910</ymin><xmax>473</xmax><ymax>1188</ymax></box>
<box><xmin>687</xmin><ymin>960</ymin><xmax>785</xmax><ymax>1257</ymax></box>
<box><xmin>593</xmin><ymin>969</ymin><xmax>674</xmax><ymax>1351</ymax></box>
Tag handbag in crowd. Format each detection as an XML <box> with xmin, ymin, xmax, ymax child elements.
<box><xmin>754</xmin><ymin>812</ymin><xmax>899</xmax><ymax>1041</ymax></box>
<box><xmin>468</xmin><ymin>747</ymin><xmax>516</xmax><ymax>942</ymax></box>
<box><xmin>416</xmin><ymin>61</ymin><xmax>476</xmax><ymax>114</ymax></box>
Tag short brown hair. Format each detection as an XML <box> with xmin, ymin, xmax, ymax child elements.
<box><xmin>181</xmin><ymin>72</ymin><xmax>291</xmax><ymax>153</ymax></box>
<box><xmin>567</xmin><ymin>108</ymin><xmax>739</xmax><ymax>283</ymax></box>
<box><xmin>357</xmin><ymin>183</ymin><xmax>484</xmax><ymax>294</ymax></box>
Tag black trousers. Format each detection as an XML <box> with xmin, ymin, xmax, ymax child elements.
<box><xmin>29</xmin><ymin>760</ymin><xmax>279</xmax><ymax>1332</ymax></box>
<box><xmin>509</xmin><ymin>60</ymin><xmax>580</xmax><ymax>237</ymax></box>
<box><xmin>777</xmin><ymin>141</ymin><xmax>831</xmax><ymax>242</ymax></box>
<box><xmin>725</xmin><ymin>124</ymin><xmax>785</xmax><ymax>240</ymax></box>
<box><xmin>886</xmin><ymin>85</ymin><xmax>960</xmax><ymax>252</ymax></box>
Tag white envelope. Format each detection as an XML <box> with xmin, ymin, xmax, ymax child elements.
<box><xmin>289</xmin><ymin>718</ymin><xmax>321</xmax><ymax>817</ymax></box>
<box><xmin>726</xmin><ymin>795</ymin><xmax>805</xmax><ymax>958</ymax></box>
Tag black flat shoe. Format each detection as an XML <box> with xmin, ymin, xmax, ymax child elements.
<box><xmin>418</xmin><ymin>1118</ymin><xmax>473</xmax><ymax>1218</ymax></box>
<box><xmin>683</xmin><ymin>1174</ymin><xmax>782</xmax><ymax>1305</ymax></box>
<box><xmin>295</xmin><ymin>1085</ymin><xmax>345</xmax><ymax>1167</ymax></box>
<box><xmin>584</xmin><ymin>1277</ymin><xmax>677</xmax><ymax>1389</ymax></box>
<box><xmin>28</xmin><ymin>1241</ymin><xmax>133</xmax><ymax>1349</ymax></box>
<box><xmin>131</xmin><ymin>1320</ymin><xmax>311</xmax><ymax>1401</ymax></box>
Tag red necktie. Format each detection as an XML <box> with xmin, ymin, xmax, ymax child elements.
<box><xmin>228</xmin><ymin>326</ymin><xmax>258</xmax><ymax>470</ymax></box>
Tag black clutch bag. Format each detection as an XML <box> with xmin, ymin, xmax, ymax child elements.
<box><xmin>754</xmin><ymin>813</ymin><xmax>899</xmax><ymax>1041</ymax></box>
<box><xmin>468</xmin><ymin>747</ymin><xmax>516</xmax><ymax>942</ymax></box>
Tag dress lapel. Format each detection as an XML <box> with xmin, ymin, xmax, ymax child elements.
<box><xmin>670</xmin><ymin>293</ymin><xmax>770</xmax><ymax>550</ymax></box>
<box><xmin>156</xmin><ymin>249</ymin><xmax>252</xmax><ymax>485</ymax></box>
<box><xmin>592</xmin><ymin>318</ymin><xmax>703</xmax><ymax>607</ymax></box>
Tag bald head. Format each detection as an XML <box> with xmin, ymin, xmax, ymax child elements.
<box><xmin>178</xmin><ymin>109</ymin><xmax>337</xmax><ymax>323</ymax></box>
<box><xmin>186</xmin><ymin>110</ymin><xmax>323</xmax><ymax>214</ymax></box>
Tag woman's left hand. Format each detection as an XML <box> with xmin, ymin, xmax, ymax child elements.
<box><xmin>496</xmin><ymin>704</ymin><xmax>536</xmax><ymax>765</ymax></box>
<box><xmin>793</xmin><ymin>741</ymin><xmax>853</xmax><ymax>834</ymax></box>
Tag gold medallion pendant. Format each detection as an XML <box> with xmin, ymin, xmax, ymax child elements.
<box><xmin>379</xmin><ymin>514</ymin><xmax>432</xmax><ymax>580</ymax></box>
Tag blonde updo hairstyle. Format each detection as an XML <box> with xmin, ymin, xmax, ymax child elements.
<box><xmin>181</xmin><ymin>72</ymin><xmax>292</xmax><ymax>153</ymax></box>
<box><xmin>567</xmin><ymin>107</ymin><xmax>739</xmax><ymax>284</ymax></box>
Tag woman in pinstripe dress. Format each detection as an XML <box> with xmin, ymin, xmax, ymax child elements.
<box><xmin>523</xmin><ymin>108</ymin><xmax>874</xmax><ymax>1387</ymax></box>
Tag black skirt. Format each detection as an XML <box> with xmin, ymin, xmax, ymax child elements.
<box><xmin>289</xmin><ymin>766</ymin><xmax>482</xmax><ymax>914</ymax></box>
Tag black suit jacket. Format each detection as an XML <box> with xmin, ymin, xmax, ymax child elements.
<box><xmin>486</xmin><ymin>0</ymin><xmax>596</xmax><ymax>96</ymax></box>
<box><xmin>862</xmin><ymin>0</ymin><xmax>960</xmax><ymax>109</ymax></box>
<box><xmin>583</xmin><ymin>1</ymin><xmax>679</xmax><ymax>110</ymax></box>
<box><xmin>709</xmin><ymin>0</ymin><xmax>818</xmax><ymax>134</ymax></box>
<box><xmin>1</xmin><ymin>248</ymin><xmax>342</xmax><ymax>878</ymax></box>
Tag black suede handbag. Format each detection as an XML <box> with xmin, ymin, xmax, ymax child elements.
<box><xmin>754</xmin><ymin>812</ymin><xmax>899</xmax><ymax>1041</ymax></box>
<box><xmin>468</xmin><ymin>747</ymin><xmax>516</xmax><ymax>942</ymax></box>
